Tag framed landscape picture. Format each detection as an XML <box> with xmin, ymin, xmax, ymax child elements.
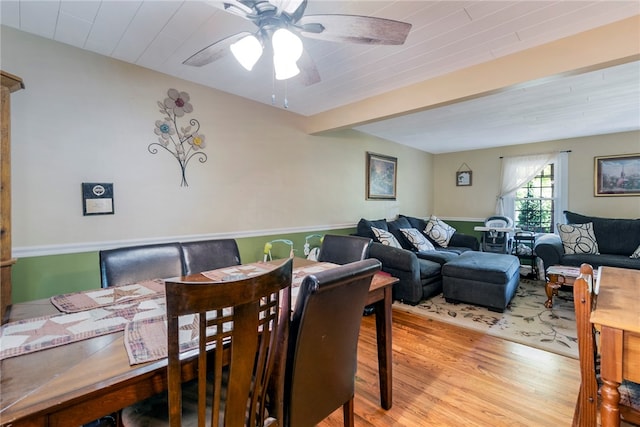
<box><xmin>594</xmin><ymin>153</ymin><xmax>640</xmax><ymax>196</ymax></box>
<box><xmin>367</xmin><ymin>152</ymin><xmax>397</xmax><ymax>200</ymax></box>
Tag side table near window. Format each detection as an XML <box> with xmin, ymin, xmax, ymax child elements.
<box><xmin>544</xmin><ymin>265</ymin><xmax>600</xmax><ymax>308</ymax></box>
<box><xmin>513</xmin><ymin>232</ymin><xmax>537</xmax><ymax>279</ymax></box>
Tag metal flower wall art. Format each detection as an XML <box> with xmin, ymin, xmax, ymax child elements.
<box><xmin>149</xmin><ymin>88</ymin><xmax>207</xmax><ymax>186</ymax></box>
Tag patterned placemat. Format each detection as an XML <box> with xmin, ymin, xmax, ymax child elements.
<box><xmin>124</xmin><ymin>262</ymin><xmax>340</xmax><ymax>365</ymax></box>
<box><xmin>0</xmin><ymin>297</ymin><xmax>166</xmax><ymax>360</ymax></box>
<box><xmin>124</xmin><ymin>313</ymin><xmax>215</xmax><ymax>365</ymax></box>
<box><xmin>291</xmin><ymin>262</ymin><xmax>338</xmax><ymax>284</ymax></box>
<box><xmin>291</xmin><ymin>262</ymin><xmax>338</xmax><ymax>306</ymax></box>
<box><xmin>51</xmin><ymin>280</ymin><xmax>165</xmax><ymax>313</ymax></box>
<box><xmin>4</xmin><ymin>261</ymin><xmax>342</xmax><ymax>364</ymax></box>
<box><xmin>200</xmin><ymin>263</ymin><xmax>277</xmax><ymax>281</ymax></box>
<box><xmin>124</xmin><ymin>315</ymin><xmax>171</xmax><ymax>365</ymax></box>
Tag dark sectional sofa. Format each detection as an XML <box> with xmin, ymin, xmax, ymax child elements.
<box><xmin>534</xmin><ymin>211</ymin><xmax>640</xmax><ymax>272</ymax></box>
<box><xmin>355</xmin><ymin>215</ymin><xmax>479</xmax><ymax>305</ymax></box>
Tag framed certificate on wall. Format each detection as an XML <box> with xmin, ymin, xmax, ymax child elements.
<box><xmin>82</xmin><ymin>183</ymin><xmax>114</xmax><ymax>215</ymax></box>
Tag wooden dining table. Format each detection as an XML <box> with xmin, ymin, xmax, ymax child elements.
<box><xmin>0</xmin><ymin>258</ymin><xmax>397</xmax><ymax>426</ymax></box>
<box><xmin>590</xmin><ymin>266</ymin><xmax>640</xmax><ymax>427</ymax></box>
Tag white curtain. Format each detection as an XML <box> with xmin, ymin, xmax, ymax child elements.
<box><xmin>554</xmin><ymin>151</ymin><xmax>569</xmax><ymax>229</ymax></box>
<box><xmin>496</xmin><ymin>152</ymin><xmax>557</xmax><ymax>215</ymax></box>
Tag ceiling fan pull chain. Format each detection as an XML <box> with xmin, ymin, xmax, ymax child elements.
<box><xmin>271</xmin><ymin>66</ymin><xmax>276</xmax><ymax>106</ymax></box>
<box><xmin>283</xmin><ymin>80</ymin><xmax>289</xmax><ymax>109</ymax></box>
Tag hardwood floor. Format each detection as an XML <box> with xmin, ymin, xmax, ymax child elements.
<box><xmin>318</xmin><ymin>308</ymin><xmax>581</xmax><ymax>427</ymax></box>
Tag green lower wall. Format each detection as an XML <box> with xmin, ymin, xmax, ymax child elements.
<box><xmin>445</xmin><ymin>220</ymin><xmax>484</xmax><ymax>240</ymax></box>
<box><xmin>12</xmin><ymin>221</ymin><xmax>484</xmax><ymax>304</ymax></box>
<box><xmin>11</xmin><ymin>228</ymin><xmax>356</xmax><ymax>303</ymax></box>
<box><xmin>13</xmin><ymin>252</ymin><xmax>102</xmax><ymax>303</ymax></box>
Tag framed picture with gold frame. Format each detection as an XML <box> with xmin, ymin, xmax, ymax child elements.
<box><xmin>594</xmin><ymin>154</ymin><xmax>640</xmax><ymax>196</ymax></box>
<box><xmin>366</xmin><ymin>152</ymin><xmax>397</xmax><ymax>200</ymax></box>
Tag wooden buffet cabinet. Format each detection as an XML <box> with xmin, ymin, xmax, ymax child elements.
<box><xmin>1</xmin><ymin>70</ymin><xmax>24</xmax><ymax>323</ymax></box>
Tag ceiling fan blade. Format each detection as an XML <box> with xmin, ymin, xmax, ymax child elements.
<box><xmin>210</xmin><ymin>1</ymin><xmax>255</xmax><ymax>19</ymax></box>
<box><xmin>298</xmin><ymin>15</ymin><xmax>412</xmax><ymax>45</ymax></box>
<box><xmin>268</xmin><ymin>0</ymin><xmax>307</xmax><ymax>17</ymax></box>
<box><xmin>183</xmin><ymin>31</ymin><xmax>253</xmax><ymax>67</ymax></box>
<box><xmin>297</xmin><ymin>49</ymin><xmax>320</xmax><ymax>86</ymax></box>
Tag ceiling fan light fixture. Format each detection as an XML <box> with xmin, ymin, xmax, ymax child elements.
<box><xmin>274</xmin><ymin>57</ymin><xmax>300</xmax><ymax>80</ymax></box>
<box><xmin>272</xmin><ymin>28</ymin><xmax>303</xmax><ymax>80</ymax></box>
<box><xmin>230</xmin><ymin>34</ymin><xmax>263</xmax><ymax>71</ymax></box>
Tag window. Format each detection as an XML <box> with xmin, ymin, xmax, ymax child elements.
<box><xmin>514</xmin><ymin>164</ymin><xmax>555</xmax><ymax>233</ymax></box>
<box><xmin>498</xmin><ymin>152</ymin><xmax>567</xmax><ymax>233</ymax></box>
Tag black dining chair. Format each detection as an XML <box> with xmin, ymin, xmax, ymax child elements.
<box><xmin>316</xmin><ymin>234</ymin><xmax>372</xmax><ymax>265</ymax></box>
<box><xmin>317</xmin><ymin>234</ymin><xmax>375</xmax><ymax>315</ymax></box>
<box><xmin>180</xmin><ymin>238</ymin><xmax>241</xmax><ymax>275</ymax></box>
<box><xmin>283</xmin><ymin>258</ymin><xmax>381</xmax><ymax>427</ymax></box>
<box><xmin>121</xmin><ymin>258</ymin><xmax>293</xmax><ymax>427</ymax></box>
<box><xmin>93</xmin><ymin>243</ymin><xmax>185</xmax><ymax>426</ymax></box>
<box><xmin>98</xmin><ymin>242</ymin><xmax>184</xmax><ymax>288</ymax></box>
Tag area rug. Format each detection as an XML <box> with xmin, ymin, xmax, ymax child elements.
<box><xmin>393</xmin><ymin>279</ymin><xmax>578</xmax><ymax>359</ymax></box>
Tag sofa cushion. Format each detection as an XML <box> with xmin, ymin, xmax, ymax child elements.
<box><xmin>416</xmin><ymin>250</ymin><xmax>458</xmax><ymax>265</ymax></box>
<box><xmin>357</xmin><ymin>218</ymin><xmax>387</xmax><ymax>240</ymax></box>
<box><xmin>372</xmin><ymin>227</ymin><xmax>402</xmax><ymax>248</ymax></box>
<box><xmin>400</xmin><ymin>214</ymin><xmax>428</xmax><ymax>231</ymax></box>
<box><xmin>418</xmin><ymin>258</ymin><xmax>442</xmax><ymax>278</ymax></box>
<box><xmin>424</xmin><ymin>215</ymin><xmax>456</xmax><ymax>248</ymax></box>
<box><xmin>562</xmin><ymin>253</ymin><xmax>640</xmax><ymax>270</ymax></box>
<box><xmin>564</xmin><ymin>211</ymin><xmax>640</xmax><ymax>255</ymax></box>
<box><xmin>557</xmin><ymin>223</ymin><xmax>600</xmax><ymax>255</ymax></box>
<box><xmin>387</xmin><ymin>217</ymin><xmax>414</xmax><ymax>249</ymax></box>
<box><xmin>436</xmin><ymin>246</ymin><xmax>474</xmax><ymax>255</ymax></box>
<box><xmin>401</xmin><ymin>228</ymin><xmax>436</xmax><ymax>252</ymax></box>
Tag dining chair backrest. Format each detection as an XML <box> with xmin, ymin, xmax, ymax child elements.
<box><xmin>180</xmin><ymin>238</ymin><xmax>241</xmax><ymax>275</ymax></box>
<box><xmin>572</xmin><ymin>263</ymin><xmax>640</xmax><ymax>426</ymax></box>
<box><xmin>284</xmin><ymin>258</ymin><xmax>381</xmax><ymax>427</ymax></box>
<box><xmin>573</xmin><ymin>263</ymin><xmax>598</xmax><ymax>427</ymax></box>
<box><xmin>316</xmin><ymin>234</ymin><xmax>372</xmax><ymax>265</ymax></box>
<box><xmin>98</xmin><ymin>242</ymin><xmax>184</xmax><ymax>288</ymax></box>
<box><xmin>166</xmin><ymin>258</ymin><xmax>293</xmax><ymax>427</ymax></box>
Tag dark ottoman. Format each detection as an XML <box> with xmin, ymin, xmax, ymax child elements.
<box><xmin>442</xmin><ymin>252</ymin><xmax>520</xmax><ymax>312</ymax></box>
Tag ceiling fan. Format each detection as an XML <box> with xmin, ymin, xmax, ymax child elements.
<box><xmin>183</xmin><ymin>0</ymin><xmax>412</xmax><ymax>85</ymax></box>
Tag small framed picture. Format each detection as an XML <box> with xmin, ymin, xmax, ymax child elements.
<box><xmin>456</xmin><ymin>171</ymin><xmax>472</xmax><ymax>186</ymax></box>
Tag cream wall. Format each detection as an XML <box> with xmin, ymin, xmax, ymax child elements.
<box><xmin>1</xmin><ymin>27</ymin><xmax>432</xmax><ymax>256</ymax></box>
<box><xmin>433</xmin><ymin>131</ymin><xmax>640</xmax><ymax>220</ymax></box>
